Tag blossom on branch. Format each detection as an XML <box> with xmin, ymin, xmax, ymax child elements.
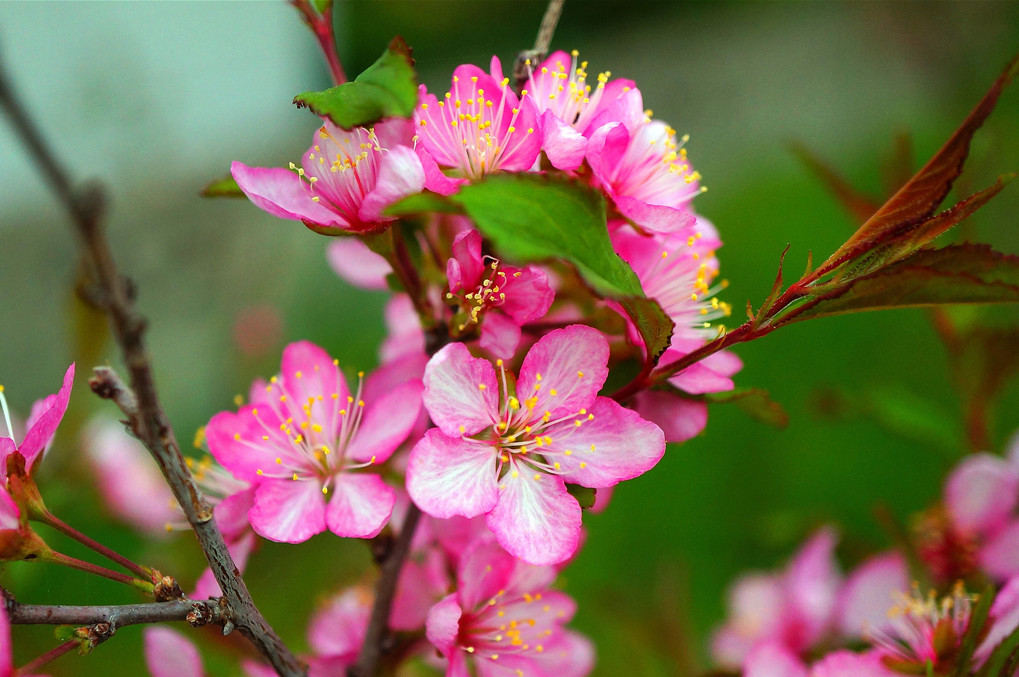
<box><xmin>407</xmin><ymin>325</ymin><xmax>664</xmax><ymax>565</ymax></box>
<box><xmin>232</xmin><ymin>119</ymin><xmax>425</xmax><ymax>234</ymax></box>
<box><xmin>206</xmin><ymin>341</ymin><xmax>422</xmax><ymax>543</ymax></box>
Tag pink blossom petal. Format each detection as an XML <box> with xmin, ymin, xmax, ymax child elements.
<box><xmin>552</xmin><ymin>396</ymin><xmax>665</xmax><ymax>488</ymax></box>
<box><xmin>143</xmin><ymin>627</ymin><xmax>204</xmax><ymax>677</ymax></box>
<box><xmin>486</xmin><ymin>470</ymin><xmax>581</xmax><ymax>565</ymax></box>
<box><xmin>446</xmin><ymin>652</ymin><xmax>472</xmax><ymax>677</ymax></box>
<box><xmin>327</xmin><ymin>238</ymin><xmax>391</xmax><ymax>290</ymax></box>
<box><xmin>346</xmin><ymin>380</ymin><xmax>423</xmax><ymax>463</ymax></box>
<box><xmin>945</xmin><ymin>453</ymin><xmax>1019</xmax><ymax>535</ymax></box>
<box><xmin>711</xmin><ymin>574</ymin><xmax>786</xmax><ymax>667</ymax></box>
<box><xmin>423</xmin><ymin>343</ymin><xmax>499</xmax><ymax>437</ymax></box>
<box><xmin>280</xmin><ymin>341</ymin><xmax>348</xmax><ymax>410</ymax></box>
<box><xmin>457</xmin><ymin>538</ymin><xmax>516</xmax><ymax>610</ymax></box>
<box><xmin>358</xmin><ymin>145</ymin><xmax>426</xmax><ymax>223</ymax></box>
<box><xmin>974</xmin><ymin>576</ymin><xmax>1019</xmax><ymax>666</ymax></box>
<box><xmin>667</xmin><ymin>361</ymin><xmax>736</xmax><ymax>395</ymax></box>
<box><xmin>810</xmin><ymin>650</ymin><xmax>897</xmax><ymax>677</ymax></box>
<box><xmin>309</xmin><ymin>587</ymin><xmax>371</xmax><ymax>660</ymax></box>
<box><xmin>633</xmin><ymin>390</ymin><xmax>707</xmax><ymax>443</ymax></box>
<box><xmin>784</xmin><ymin>527</ymin><xmax>842</xmax><ymax>648</ymax></box>
<box><xmin>19</xmin><ymin>363</ymin><xmax>74</xmax><ymax>468</ymax></box>
<box><xmin>479</xmin><ymin>312</ymin><xmax>522</xmax><ymax>360</ymax></box>
<box><xmin>498</xmin><ymin>264</ymin><xmax>554</xmax><ymax>324</ymax></box>
<box><xmin>0</xmin><ymin>604</ymin><xmax>11</xmax><ymax>676</ymax></box>
<box><xmin>836</xmin><ymin>551</ymin><xmax>909</xmax><ymax>639</ymax></box>
<box><xmin>980</xmin><ymin>519</ymin><xmax>1019</xmax><ymax>580</ymax></box>
<box><xmin>450</xmin><ymin>230</ymin><xmax>485</xmax><ymax>291</ymax></box>
<box><xmin>517</xmin><ymin>325</ymin><xmax>609</xmax><ymax>418</ymax></box>
<box><xmin>214</xmin><ymin>488</ymin><xmax>256</xmax><ymax>543</ymax></box>
<box><xmin>585</xmin><ymin>122</ymin><xmax>629</xmax><ymax>181</ymax></box>
<box><xmin>381</xmin><ymin>294</ymin><xmax>426</xmax><ymax>363</ymax></box>
<box><xmin>241</xmin><ymin>660</ymin><xmax>278</xmax><ymax>677</ymax></box>
<box><xmin>249</xmin><ymin>479</ymin><xmax>327</xmax><ymax>543</ymax></box>
<box><xmin>614</xmin><ymin>194</ymin><xmax>696</xmax><ymax>234</ymax></box>
<box><xmin>231</xmin><ymin>162</ymin><xmax>346</xmax><ymax>228</ymax></box>
<box><xmin>0</xmin><ymin>490</ymin><xmax>19</xmax><ymax>530</ymax></box>
<box><xmin>325</xmin><ymin>473</ymin><xmax>395</xmax><ymax>538</ymax></box>
<box><xmin>535</xmin><ymin>630</ymin><xmax>596</xmax><ymax>677</ymax></box>
<box><xmin>541</xmin><ymin>110</ymin><xmax>587</xmax><ymax>171</ymax></box>
<box><xmin>416</xmin><ymin>146</ymin><xmax>463</xmax><ymax>196</ymax></box>
<box><xmin>407</xmin><ymin>430</ymin><xmax>499</xmax><ymax>519</ymax></box>
<box><xmin>206</xmin><ymin>406</ymin><xmax>286</xmax><ymax>482</ymax></box>
<box><xmin>744</xmin><ymin>642</ymin><xmax>808</xmax><ymax>677</ymax></box>
<box><xmin>392</xmin><ymin>547</ymin><xmax>448</xmax><ymax>631</ymax></box>
<box><xmin>425</xmin><ymin>594</ymin><xmax>463</xmax><ymax>656</ymax></box>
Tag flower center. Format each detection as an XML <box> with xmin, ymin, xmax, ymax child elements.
<box><xmin>447</xmin><ymin>257</ymin><xmax>515</xmax><ymax>332</ymax></box>
<box><xmin>525</xmin><ymin>49</ymin><xmax>610</xmax><ymax>131</ymax></box>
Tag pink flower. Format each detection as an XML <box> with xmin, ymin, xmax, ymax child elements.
<box><xmin>522</xmin><ymin>50</ymin><xmax>635</xmax><ymax>171</ymax></box>
<box><xmin>711</xmin><ymin>528</ymin><xmax>842</xmax><ymax>669</ymax></box>
<box><xmin>232</xmin><ymin>118</ymin><xmax>425</xmax><ymax>234</ymax></box>
<box><xmin>414</xmin><ymin>58</ymin><xmax>541</xmax><ymax>184</ymax></box>
<box><xmin>445</xmin><ymin>229</ymin><xmax>554</xmax><ymax>358</ymax></box>
<box><xmin>327</xmin><ymin>237</ymin><xmax>392</xmax><ymax>290</ymax></box>
<box><xmin>585</xmin><ymin>88</ymin><xmax>702</xmax><ymax>234</ymax></box>
<box><xmin>942</xmin><ymin>434</ymin><xmax>1019</xmax><ymax>581</ymax></box>
<box><xmin>835</xmin><ymin>551</ymin><xmax>910</xmax><ymax>640</ymax></box>
<box><xmin>425</xmin><ymin>537</ymin><xmax>594</xmax><ymax>677</ymax></box>
<box><xmin>306</xmin><ymin>587</ymin><xmax>372</xmax><ymax>675</ymax></box>
<box><xmin>205</xmin><ymin>341</ymin><xmax>423</xmax><ymax>543</ymax></box>
<box><xmin>407</xmin><ymin>325</ymin><xmax>664</xmax><ymax>565</ymax></box>
<box><xmin>83</xmin><ymin>418</ymin><xmax>178</xmax><ymax>536</ymax></box>
<box><xmin>143</xmin><ymin>626</ymin><xmax>273</xmax><ymax>677</ymax></box>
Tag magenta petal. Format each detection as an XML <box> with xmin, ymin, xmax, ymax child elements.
<box><xmin>327</xmin><ymin>238</ymin><xmax>391</xmax><ymax>290</ymax></box>
<box><xmin>249</xmin><ymin>479</ymin><xmax>327</xmax><ymax>543</ymax></box>
<box><xmin>392</xmin><ymin>547</ymin><xmax>448</xmax><ymax>631</ymax></box>
<box><xmin>407</xmin><ymin>430</ymin><xmax>499</xmax><ymax>519</ymax></box>
<box><xmin>517</xmin><ymin>325</ymin><xmax>609</xmax><ymax>417</ymax></box>
<box><xmin>358</xmin><ymin>145</ymin><xmax>426</xmax><ymax>223</ymax></box>
<box><xmin>486</xmin><ymin>470</ymin><xmax>581</xmax><ymax>565</ymax></box>
<box><xmin>308</xmin><ymin>587</ymin><xmax>371</xmax><ymax>660</ymax></box>
<box><xmin>633</xmin><ymin>390</ymin><xmax>707</xmax><ymax>443</ymax></box>
<box><xmin>975</xmin><ymin>576</ymin><xmax>1019</xmax><ymax>666</ymax></box>
<box><xmin>980</xmin><ymin>519</ymin><xmax>1019</xmax><ymax>580</ymax></box>
<box><xmin>945</xmin><ymin>453</ymin><xmax>1019</xmax><ymax>535</ymax></box>
<box><xmin>205</xmin><ymin>407</ymin><xmax>283</xmax><ymax>482</ymax></box>
<box><xmin>423</xmin><ymin>343</ymin><xmax>499</xmax><ymax>437</ymax></box>
<box><xmin>346</xmin><ymin>380</ymin><xmax>423</xmax><ymax>463</ymax></box>
<box><xmin>479</xmin><ymin>312</ymin><xmax>522</xmax><ymax>360</ymax></box>
<box><xmin>614</xmin><ymin>195</ymin><xmax>696</xmax><ymax>234</ymax></box>
<box><xmin>743</xmin><ymin>642</ymin><xmax>808</xmax><ymax>677</ymax></box>
<box><xmin>553</xmin><ymin>396</ymin><xmax>665</xmax><ymax>488</ymax></box>
<box><xmin>19</xmin><ymin>362</ymin><xmax>74</xmax><ymax>468</ymax></box>
<box><xmin>783</xmin><ymin>527</ymin><xmax>841</xmax><ymax>646</ymax></box>
<box><xmin>0</xmin><ymin>489</ymin><xmax>19</xmax><ymax>531</ymax></box>
<box><xmin>836</xmin><ymin>551</ymin><xmax>909</xmax><ymax>638</ymax></box>
<box><xmin>0</xmin><ymin>604</ymin><xmax>11</xmax><ymax>676</ymax></box>
<box><xmin>416</xmin><ymin>146</ymin><xmax>463</xmax><ymax>196</ymax></box>
<box><xmin>457</xmin><ymin>538</ymin><xmax>516</xmax><ymax>610</ymax></box>
<box><xmin>280</xmin><ymin>341</ymin><xmax>348</xmax><ymax>411</ymax></box>
<box><xmin>425</xmin><ymin>594</ymin><xmax>463</xmax><ymax>656</ymax></box>
<box><xmin>325</xmin><ymin>473</ymin><xmax>395</xmax><ymax>538</ymax></box>
<box><xmin>498</xmin><ymin>264</ymin><xmax>554</xmax><ymax>324</ymax></box>
<box><xmin>811</xmin><ymin>650</ymin><xmax>897</xmax><ymax>677</ymax></box>
<box><xmin>541</xmin><ymin>110</ymin><xmax>587</xmax><ymax>171</ymax></box>
<box><xmin>450</xmin><ymin>230</ymin><xmax>485</xmax><ymax>290</ymax></box>
<box><xmin>214</xmin><ymin>488</ymin><xmax>256</xmax><ymax>543</ymax></box>
<box><xmin>231</xmin><ymin>161</ymin><xmax>346</xmax><ymax>228</ymax></box>
<box><xmin>143</xmin><ymin>627</ymin><xmax>204</xmax><ymax>677</ymax></box>
<box><xmin>668</xmin><ymin>361</ymin><xmax>735</xmax><ymax>395</ymax></box>
<box><xmin>536</xmin><ymin>630</ymin><xmax>596</xmax><ymax>677</ymax></box>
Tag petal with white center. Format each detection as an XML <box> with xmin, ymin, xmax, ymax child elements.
<box><xmin>407</xmin><ymin>430</ymin><xmax>499</xmax><ymax>519</ymax></box>
<box><xmin>231</xmin><ymin>162</ymin><xmax>347</xmax><ymax>228</ymax></box>
<box><xmin>486</xmin><ymin>468</ymin><xmax>581</xmax><ymax>565</ymax></box>
<box><xmin>423</xmin><ymin>343</ymin><xmax>499</xmax><ymax>437</ymax></box>
<box><xmin>143</xmin><ymin>627</ymin><xmax>204</xmax><ymax>677</ymax></box>
<box><xmin>517</xmin><ymin>325</ymin><xmax>608</xmax><ymax>418</ymax></box>
<box><xmin>249</xmin><ymin>478</ymin><xmax>327</xmax><ymax>543</ymax></box>
<box><xmin>325</xmin><ymin>473</ymin><xmax>395</xmax><ymax>539</ymax></box>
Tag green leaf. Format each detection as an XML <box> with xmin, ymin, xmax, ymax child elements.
<box><xmin>293</xmin><ymin>37</ymin><xmax>417</xmax><ymax>129</ymax></box>
<box><xmin>451</xmin><ymin>173</ymin><xmax>674</xmax><ymax>363</ymax></box>
<box><xmin>566</xmin><ymin>484</ymin><xmax>597</xmax><ymax>509</ymax></box>
<box><xmin>311</xmin><ymin>0</ymin><xmax>332</xmax><ymax>14</ymax></box>
<box><xmin>816</xmin><ymin>56</ymin><xmax>1018</xmax><ymax>277</ymax></box>
<box><xmin>704</xmin><ymin>388</ymin><xmax>789</xmax><ymax>428</ymax></box>
<box><xmin>383</xmin><ymin>191</ymin><xmax>463</xmax><ymax>217</ymax></box>
<box><xmin>778</xmin><ymin>244</ymin><xmax>1019</xmax><ymax>325</ymax></box>
<box><xmin>200</xmin><ymin>174</ymin><xmax>244</xmax><ymax>198</ymax></box>
<box><xmin>953</xmin><ymin>585</ymin><xmax>995</xmax><ymax>677</ymax></box>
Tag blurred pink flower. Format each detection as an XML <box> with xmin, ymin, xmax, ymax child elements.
<box><xmin>143</xmin><ymin>626</ymin><xmax>273</xmax><ymax>677</ymax></box>
<box><xmin>425</xmin><ymin>537</ymin><xmax>593</xmax><ymax>677</ymax></box>
<box><xmin>407</xmin><ymin>325</ymin><xmax>664</xmax><ymax>565</ymax></box>
<box><xmin>232</xmin><ymin>119</ymin><xmax>425</xmax><ymax>234</ymax></box>
<box><xmin>206</xmin><ymin>341</ymin><xmax>422</xmax><ymax>543</ymax></box>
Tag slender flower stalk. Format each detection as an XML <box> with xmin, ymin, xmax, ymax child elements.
<box><xmin>16</xmin><ymin>640</ymin><xmax>77</xmax><ymax>675</ymax></box>
<box><xmin>35</xmin><ymin>511</ymin><xmax>151</xmax><ymax>581</ymax></box>
<box><xmin>40</xmin><ymin>548</ymin><xmax>153</xmax><ymax>592</ymax></box>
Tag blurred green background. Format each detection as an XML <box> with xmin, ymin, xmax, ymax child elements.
<box><xmin>2</xmin><ymin>1</ymin><xmax>1019</xmax><ymax>675</ymax></box>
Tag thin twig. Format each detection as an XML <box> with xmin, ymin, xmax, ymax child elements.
<box><xmin>0</xmin><ymin>52</ymin><xmax>304</xmax><ymax>676</ymax></box>
<box><xmin>512</xmin><ymin>0</ymin><xmax>566</xmax><ymax>91</ymax></box>
<box><xmin>7</xmin><ymin>597</ymin><xmax>227</xmax><ymax>629</ymax></box>
<box><xmin>291</xmin><ymin>0</ymin><xmax>347</xmax><ymax>86</ymax></box>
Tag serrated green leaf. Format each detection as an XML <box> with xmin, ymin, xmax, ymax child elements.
<box><xmin>293</xmin><ymin>37</ymin><xmax>416</xmax><ymax>129</ymax></box>
<box><xmin>566</xmin><ymin>484</ymin><xmax>597</xmax><ymax>509</ymax></box>
<box><xmin>778</xmin><ymin>244</ymin><xmax>1019</xmax><ymax>325</ymax></box>
<box><xmin>451</xmin><ymin>173</ymin><xmax>673</xmax><ymax>363</ymax></box>
<box><xmin>200</xmin><ymin>174</ymin><xmax>244</xmax><ymax>198</ymax></box>
<box><xmin>705</xmin><ymin>388</ymin><xmax>789</xmax><ymax>428</ymax></box>
<box><xmin>952</xmin><ymin>585</ymin><xmax>995</xmax><ymax>677</ymax></box>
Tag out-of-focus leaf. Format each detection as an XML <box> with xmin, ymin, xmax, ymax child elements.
<box><xmin>865</xmin><ymin>385</ymin><xmax>962</xmax><ymax>456</ymax></box>
<box><xmin>201</xmin><ymin>174</ymin><xmax>244</xmax><ymax>198</ymax></box>
<box><xmin>779</xmin><ymin>244</ymin><xmax>1019</xmax><ymax>325</ymax></box>
<box><xmin>383</xmin><ymin>191</ymin><xmax>463</xmax><ymax>217</ymax></box>
<box><xmin>790</xmin><ymin>140</ymin><xmax>880</xmax><ymax>223</ymax></box>
<box><xmin>452</xmin><ymin>173</ymin><xmax>674</xmax><ymax>363</ymax></box>
<box><xmin>311</xmin><ymin>0</ymin><xmax>332</xmax><ymax>14</ymax></box>
<box><xmin>566</xmin><ymin>484</ymin><xmax>596</xmax><ymax>510</ymax></box>
<box><xmin>816</xmin><ymin>56</ymin><xmax>1018</xmax><ymax>276</ymax></box>
<box><xmin>705</xmin><ymin>388</ymin><xmax>789</xmax><ymax>428</ymax></box>
<box><xmin>293</xmin><ymin>37</ymin><xmax>416</xmax><ymax>129</ymax></box>
<box><xmin>952</xmin><ymin>585</ymin><xmax>995</xmax><ymax>677</ymax></box>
